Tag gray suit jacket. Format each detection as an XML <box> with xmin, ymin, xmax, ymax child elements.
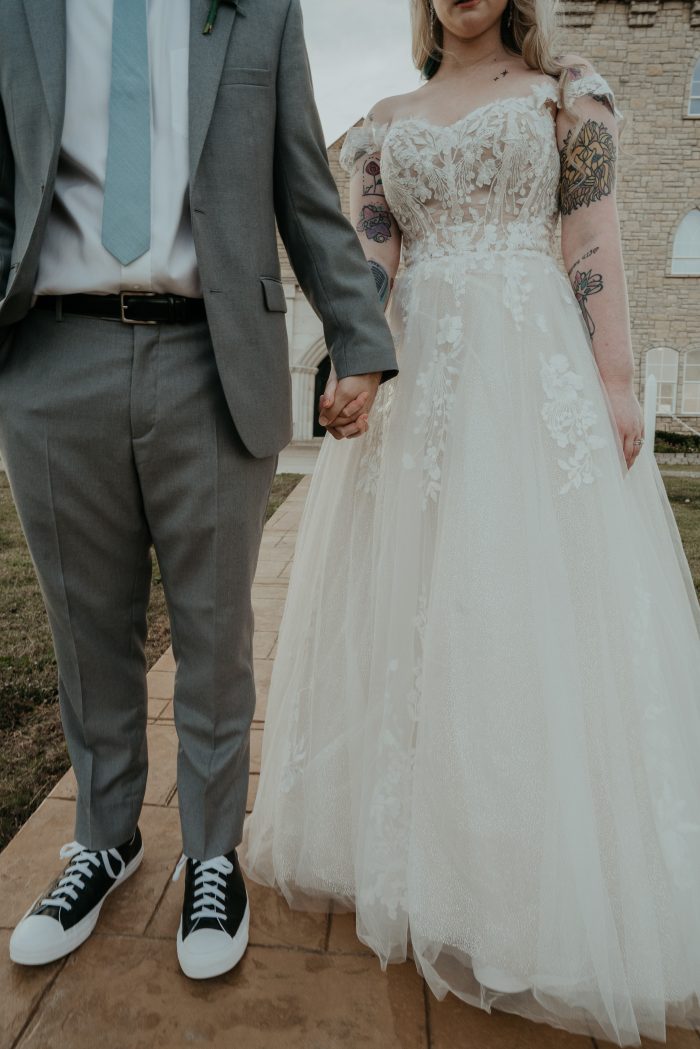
<box><xmin>0</xmin><ymin>0</ymin><xmax>398</xmax><ymax>457</ymax></box>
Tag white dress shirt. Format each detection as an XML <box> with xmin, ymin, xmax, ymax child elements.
<box><xmin>35</xmin><ymin>0</ymin><xmax>201</xmax><ymax>298</ymax></box>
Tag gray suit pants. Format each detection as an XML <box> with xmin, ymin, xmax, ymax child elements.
<box><xmin>0</xmin><ymin>308</ymin><xmax>277</xmax><ymax>859</ymax></box>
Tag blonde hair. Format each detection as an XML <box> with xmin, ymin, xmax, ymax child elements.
<box><xmin>411</xmin><ymin>0</ymin><xmax>565</xmax><ymax>82</ymax></box>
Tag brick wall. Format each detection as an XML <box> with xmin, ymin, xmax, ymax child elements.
<box><xmin>558</xmin><ymin>0</ymin><xmax>700</xmax><ymax>423</ymax></box>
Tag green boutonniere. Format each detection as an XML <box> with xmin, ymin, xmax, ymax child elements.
<box><xmin>203</xmin><ymin>0</ymin><xmax>239</xmax><ymax>34</ymax></box>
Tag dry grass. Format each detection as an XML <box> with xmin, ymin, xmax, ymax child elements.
<box><xmin>0</xmin><ymin>473</ymin><xmax>303</xmax><ymax>849</ymax></box>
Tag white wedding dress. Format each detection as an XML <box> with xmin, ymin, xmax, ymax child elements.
<box><xmin>241</xmin><ymin>72</ymin><xmax>700</xmax><ymax>1046</ymax></box>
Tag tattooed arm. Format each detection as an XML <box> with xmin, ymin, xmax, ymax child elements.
<box><xmin>557</xmin><ymin>58</ymin><xmax>643</xmax><ymax>469</ymax></box>
<box><xmin>321</xmin><ymin>99</ymin><xmax>403</xmax><ymax>438</ymax></box>
<box><xmin>348</xmin><ymin>108</ymin><xmax>402</xmax><ymax>312</ymax></box>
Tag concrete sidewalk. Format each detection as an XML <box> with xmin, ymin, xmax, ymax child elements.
<box><xmin>1</xmin><ymin>476</ymin><xmax>697</xmax><ymax>1049</ymax></box>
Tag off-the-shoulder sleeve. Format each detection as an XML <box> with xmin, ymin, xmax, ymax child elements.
<box><xmin>339</xmin><ymin>118</ymin><xmax>389</xmax><ymax>174</ymax></box>
<box><xmin>558</xmin><ymin>71</ymin><xmax>623</xmax><ymax>123</ymax></box>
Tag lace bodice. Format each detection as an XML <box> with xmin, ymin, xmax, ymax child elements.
<box><xmin>340</xmin><ymin>74</ymin><xmax>619</xmax><ymax>267</ymax></box>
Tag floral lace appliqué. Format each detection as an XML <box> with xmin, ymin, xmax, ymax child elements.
<box><xmin>404</xmin><ymin>314</ymin><xmax>465</xmax><ymax>508</ymax></box>
<box><xmin>540</xmin><ymin>353</ymin><xmax>606</xmax><ymax>494</ymax></box>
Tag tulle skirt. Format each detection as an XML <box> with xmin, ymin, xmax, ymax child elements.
<box><xmin>241</xmin><ymin>249</ymin><xmax>700</xmax><ymax>1046</ymax></box>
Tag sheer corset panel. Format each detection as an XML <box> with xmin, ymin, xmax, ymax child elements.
<box><xmin>339</xmin><ymin>74</ymin><xmax>621</xmax><ymax>269</ymax></box>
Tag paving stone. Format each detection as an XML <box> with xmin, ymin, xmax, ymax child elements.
<box><xmin>147</xmin><ymin>670</ymin><xmax>175</xmax><ymax>700</ymax></box>
<box><xmin>148</xmin><ymin>697</ymin><xmax>169</xmax><ymax>720</ymax></box>
<box><xmin>254</xmin><ymin>563</ymin><xmax>290</xmax><ymax>584</ymax></box>
<box><xmin>250</xmin><ymin>726</ymin><xmax>264</xmax><ymax>774</ymax></box>
<box><xmin>247</xmin><ymin>774</ymin><xmax>259</xmax><ymax>813</ymax></box>
<box><xmin>253</xmin><ymin>630</ymin><xmax>277</xmax><ymax>659</ymax></box>
<box><xmin>49</xmin><ymin>766</ymin><xmax>78</xmax><ymax>802</ymax></box>
<box><xmin>252</xmin><ymin>584</ymin><xmax>290</xmax><ymax>603</ymax></box>
<box><xmin>0</xmin><ymin>930</ymin><xmax>64</xmax><ymax>1049</ymax></box>
<box><xmin>14</xmin><ymin>939</ymin><xmax>428</xmax><ymax>1049</ymax></box>
<box><xmin>254</xmin><ymin>658</ymin><xmax>273</xmax><ymax>692</ymax></box>
<box><xmin>428</xmin><ymin>991</ymin><xmax>597</xmax><ymax>1049</ymax></box>
<box><xmin>326</xmin><ymin>909</ymin><xmax>374</xmax><ymax>956</ymax></box>
<box><xmin>252</xmin><ymin>600</ymin><xmax>286</xmax><ymax>632</ymax></box>
<box><xmin>151</xmin><ymin>648</ymin><xmax>176</xmax><ymax>672</ymax></box>
<box><xmin>0</xmin><ymin>799</ymin><xmax>76</xmax><ymax>928</ymax></box>
<box><xmin>640</xmin><ymin>1031</ymin><xmax>700</xmax><ymax>1048</ymax></box>
<box><xmin>143</xmin><ymin>723</ymin><xmax>179</xmax><ymax>806</ymax></box>
<box><xmin>97</xmin><ymin>805</ymin><xmax>182</xmax><ymax>937</ymax></box>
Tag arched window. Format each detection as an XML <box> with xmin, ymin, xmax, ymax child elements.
<box><xmin>646</xmin><ymin>348</ymin><xmax>679</xmax><ymax>414</ymax></box>
<box><xmin>682</xmin><ymin>350</ymin><xmax>700</xmax><ymax>415</ymax></box>
<box><xmin>671</xmin><ymin>210</ymin><xmax>700</xmax><ymax>275</ymax></box>
<box><xmin>689</xmin><ymin>57</ymin><xmax>700</xmax><ymax>116</ymax></box>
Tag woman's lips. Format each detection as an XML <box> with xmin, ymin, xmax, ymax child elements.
<box><xmin>454</xmin><ymin>0</ymin><xmax>481</xmax><ymax>8</ymax></box>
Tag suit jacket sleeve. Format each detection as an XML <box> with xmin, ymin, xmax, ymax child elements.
<box><xmin>0</xmin><ymin>94</ymin><xmax>14</xmax><ymax>301</ymax></box>
<box><xmin>273</xmin><ymin>0</ymin><xmax>398</xmax><ymax>382</ymax></box>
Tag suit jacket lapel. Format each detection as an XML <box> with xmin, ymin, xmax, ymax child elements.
<box><xmin>189</xmin><ymin>1</ymin><xmax>237</xmax><ymax>182</ymax></box>
<box><xmin>21</xmin><ymin>0</ymin><xmax>66</xmax><ymax>140</ymax></box>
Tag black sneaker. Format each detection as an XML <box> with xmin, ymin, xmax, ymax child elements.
<box><xmin>174</xmin><ymin>848</ymin><xmax>250</xmax><ymax>979</ymax></box>
<box><xmin>9</xmin><ymin>828</ymin><xmax>144</xmax><ymax>966</ymax></box>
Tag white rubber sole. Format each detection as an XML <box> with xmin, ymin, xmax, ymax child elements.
<box><xmin>9</xmin><ymin>846</ymin><xmax>145</xmax><ymax>966</ymax></box>
<box><xmin>176</xmin><ymin>901</ymin><xmax>250</xmax><ymax>980</ymax></box>
<box><xmin>473</xmin><ymin>963</ymin><xmax>531</xmax><ymax>994</ymax></box>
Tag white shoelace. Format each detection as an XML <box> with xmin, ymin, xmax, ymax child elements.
<box><xmin>40</xmin><ymin>841</ymin><xmax>125</xmax><ymax>912</ymax></box>
<box><xmin>173</xmin><ymin>853</ymin><xmax>234</xmax><ymax>924</ymax></box>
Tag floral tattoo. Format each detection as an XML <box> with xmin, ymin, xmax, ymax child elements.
<box><xmin>559</xmin><ymin>119</ymin><xmax>616</xmax><ymax>215</ymax></box>
<box><xmin>571</xmin><ymin>266</ymin><xmax>604</xmax><ymax>337</ymax></box>
<box><xmin>362</xmin><ymin>156</ymin><xmax>383</xmax><ymax>196</ymax></box>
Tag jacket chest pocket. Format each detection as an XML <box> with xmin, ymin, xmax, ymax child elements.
<box><xmin>260</xmin><ymin>277</ymin><xmax>287</xmax><ymax>313</ymax></box>
<box><xmin>219</xmin><ymin>67</ymin><xmax>271</xmax><ymax>88</ymax></box>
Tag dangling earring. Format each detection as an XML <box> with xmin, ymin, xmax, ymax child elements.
<box><xmin>507</xmin><ymin>1</ymin><xmax>514</xmax><ymax>28</ymax></box>
<box><xmin>429</xmin><ymin>1</ymin><xmax>437</xmax><ymax>33</ymax></box>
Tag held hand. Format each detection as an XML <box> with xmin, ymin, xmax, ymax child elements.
<box><xmin>606</xmin><ymin>383</ymin><xmax>645</xmax><ymax>470</ymax></box>
<box><xmin>319</xmin><ymin>369</ymin><xmax>381</xmax><ymax>441</ymax></box>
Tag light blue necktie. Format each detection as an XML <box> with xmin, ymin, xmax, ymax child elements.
<box><xmin>101</xmin><ymin>0</ymin><xmax>151</xmax><ymax>265</ymax></box>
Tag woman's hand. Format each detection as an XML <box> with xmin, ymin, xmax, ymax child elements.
<box><xmin>319</xmin><ymin>365</ymin><xmax>370</xmax><ymax>440</ymax></box>
<box><xmin>605</xmin><ymin>382</ymin><xmax>645</xmax><ymax>470</ymax></box>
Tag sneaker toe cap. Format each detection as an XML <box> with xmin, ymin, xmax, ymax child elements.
<box><xmin>10</xmin><ymin>914</ymin><xmax>67</xmax><ymax>964</ymax></box>
<box><xmin>180</xmin><ymin>926</ymin><xmax>233</xmax><ymax>958</ymax></box>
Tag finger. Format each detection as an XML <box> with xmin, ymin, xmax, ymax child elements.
<box><xmin>320</xmin><ymin>390</ymin><xmax>354</xmax><ymax>428</ymax></box>
<box><xmin>333</xmin><ymin>398</ymin><xmax>373</xmax><ymax>429</ymax></box>
<box><xmin>320</xmin><ymin>374</ymin><xmax>338</xmax><ymax>413</ymax></box>
<box><xmin>622</xmin><ymin>432</ymin><xmax>637</xmax><ymax>470</ymax></box>
<box><xmin>348</xmin><ymin>415</ymin><xmax>370</xmax><ymax>438</ymax></box>
<box><xmin>337</xmin><ymin>392</ymin><xmax>369</xmax><ymax>421</ymax></box>
<box><xmin>336</xmin><ymin>419</ymin><xmax>366</xmax><ymax>439</ymax></box>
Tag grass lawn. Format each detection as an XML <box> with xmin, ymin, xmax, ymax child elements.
<box><xmin>1</xmin><ymin>469</ymin><xmax>699</xmax><ymax>852</ymax></box>
<box><xmin>0</xmin><ymin>472</ymin><xmax>303</xmax><ymax>850</ymax></box>
<box><xmin>661</xmin><ymin>473</ymin><xmax>700</xmax><ymax>599</ymax></box>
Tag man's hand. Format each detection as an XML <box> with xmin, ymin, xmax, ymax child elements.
<box><xmin>319</xmin><ymin>368</ymin><xmax>381</xmax><ymax>440</ymax></box>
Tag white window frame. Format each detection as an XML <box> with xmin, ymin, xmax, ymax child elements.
<box><xmin>689</xmin><ymin>56</ymin><xmax>700</xmax><ymax>117</ymax></box>
<box><xmin>682</xmin><ymin>350</ymin><xmax>700</xmax><ymax>416</ymax></box>
<box><xmin>646</xmin><ymin>347</ymin><xmax>679</xmax><ymax>415</ymax></box>
<box><xmin>671</xmin><ymin>209</ymin><xmax>700</xmax><ymax>276</ymax></box>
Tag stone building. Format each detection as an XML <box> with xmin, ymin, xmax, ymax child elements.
<box><xmin>280</xmin><ymin>0</ymin><xmax>700</xmax><ymax>443</ymax></box>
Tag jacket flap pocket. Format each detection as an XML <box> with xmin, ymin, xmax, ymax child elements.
<box><xmin>260</xmin><ymin>277</ymin><xmax>287</xmax><ymax>313</ymax></box>
<box><xmin>220</xmin><ymin>68</ymin><xmax>271</xmax><ymax>87</ymax></box>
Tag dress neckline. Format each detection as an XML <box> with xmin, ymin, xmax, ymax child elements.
<box><xmin>383</xmin><ymin>78</ymin><xmax>559</xmax><ymax>138</ymax></box>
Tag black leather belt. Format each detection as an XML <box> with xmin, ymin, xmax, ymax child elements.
<box><xmin>35</xmin><ymin>292</ymin><xmax>207</xmax><ymax>325</ymax></box>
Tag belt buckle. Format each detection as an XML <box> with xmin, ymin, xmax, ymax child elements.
<box><xmin>120</xmin><ymin>291</ymin><xmax>158</xmax><ymax>325</ymax></box>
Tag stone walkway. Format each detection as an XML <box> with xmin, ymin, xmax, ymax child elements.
<box><xmin>1</xmin><ymin>476</ymin><xmax>698</xmax><ymax>1049</ymax></box>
